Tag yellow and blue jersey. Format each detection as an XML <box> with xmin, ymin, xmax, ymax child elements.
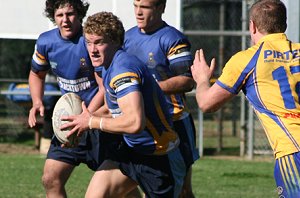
<box><xmin>102</xmin><ymin>50</ymin><xmax>179</xmax><ymax>155</ymax></box>
<box><xmin>217</xmin><ymin>33</ymin><xmax>300</xmax><ymax>159</ymax></box>
<box><xmin>31</xmin><ymin>28</ymin><xmax>98</xmax><ymax>105</ymax></box>
<box><xmin>124</xmin><ymin>22</ymin><xmax>193</xmax><ymax>121</ymax></box>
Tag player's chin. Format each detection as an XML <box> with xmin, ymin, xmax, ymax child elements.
<box><xmin>60</xmin><ymin>30</ymin><xmax>76</xmax><ymax>39</ymax></box>
<box><xmin>91</xmin><ymin>59</ymin><xmax>102</xmax><ymax>67</ymax></box>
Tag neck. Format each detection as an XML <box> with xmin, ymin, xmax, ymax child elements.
<box><xmin>141</xmin><ymin>20</ymin><xmax>164</xmax><ymax>33</ymax></box>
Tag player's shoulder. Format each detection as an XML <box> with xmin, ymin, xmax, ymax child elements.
<box><xmin>113</xmin><ymin>50</ymin><xmax>144</xmax><ymax>72</ymax></box>
<box><xmin>159</xmin><ymin>23</ymin><xmax>186</xmax><ymax>38</ymax></box>
<box><xmin>125</xmin><ymin>26</ymin><xmax>139</xmax><ymax>38</ymax></box>
<box><xmin>126</xmin><ymin>25</ymin><xmax>138</xmax><ymax>32</ymax></box>
<box><xmin>157</xmin><ymin>23</ymin><xmax>189</xmax><ymax>48</ymax></box>
<box><xmin>231</xmin><ymin>43</ymin><xmax>260</xmax><ymax>60</ymax></box>
<box><xmin>37</xmin><ymin>28</ymin><xmax>59</xmax><ymax>44</ymax></box>
<box><xmin>116</xmin><ymin>50</ymin><xmax>142</xmax><ymax>66</ymax></box>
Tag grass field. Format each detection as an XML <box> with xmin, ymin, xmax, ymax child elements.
<box><xmin>0</xmin><ymin>95</ymin><xmax>276</xmax><ymax>197</ymax></box>
<box><xmin>0</xmin><ymin>147</ymin><xmax>277</xmax><ymax>198</ymax></box>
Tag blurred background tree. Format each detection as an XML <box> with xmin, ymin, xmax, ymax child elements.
<box><xmin>0</xmin><ymin>39</ymin><xmax>35</xmax><ymax>79</ymax></box>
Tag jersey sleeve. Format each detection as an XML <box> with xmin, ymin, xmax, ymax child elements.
<box><xmin>217</xmin><ymin>51</ymin><xmax>254</xmax><ymax>94</ymax></box>
<box><xmin>31</xmin><ymin>34</ymin><xmax>51</xmax><ymax>72</ymax></box>
<box><xmin>109</xmin><ymin>62</ymin><xmax>143</xmax><ymax>99</ymax></box>
<box><xmin>165</xmin><ymin>31</ymin><xmax>193</xmax><ymax>76</ymax></box>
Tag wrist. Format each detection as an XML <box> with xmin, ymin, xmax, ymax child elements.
<box><xmin>90</xmin><ymin>117</ymin><xmax>105</xmax><ymax>131</ymax></box>
<box><xmin>88</xmin><ymin>116</ymin><xmax>94</xmax><ymax>129</ymax></box>
<box><xmin>99</xmin><ymin>117</ymin><xmax>103</xmax><ymax>131</ymax></box>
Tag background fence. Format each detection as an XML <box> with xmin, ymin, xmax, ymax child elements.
<box><xmin>182</xmin><ymin>0</ymin><xmax>272</xmax><ymax>158</ymax></box>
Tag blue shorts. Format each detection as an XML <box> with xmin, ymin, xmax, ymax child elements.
<box><xmin>47</xmin><ymin>129</ymin><xmax>105</xmax><ymax>171</ymax></box>
<box><xmin>174</xmin><ymin>114</ymin><xmax>200</xmax><ymax>171</ymax></box>
<box><xmin>102</xmin><ymin>140</ymin><xmax>186</xmax><ymax>198</ymax></box>
<box><xmin>274</xmin><ymin>152</ymin><xmax>300</xmax><ymax>198</ymax></box>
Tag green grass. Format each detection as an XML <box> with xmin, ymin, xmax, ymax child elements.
<box><xmin>0</xmin><ymin>153</ymin><xmax>93</xmax><ymax>198</ymax></box>
<box><xmin>0</xmin><ymin>152</ymin><xmax>277</xmax><ymax>198</ymax></box>
<box><xmin>192</xmin><ymin>157</ymin><xmax>277</xmax><ymax>197</ymax></box>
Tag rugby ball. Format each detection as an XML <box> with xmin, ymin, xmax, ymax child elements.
<box><xmin>52</xmin><ymin>92</ymin><xmax>83</xmax><ymax>146</ymax></box>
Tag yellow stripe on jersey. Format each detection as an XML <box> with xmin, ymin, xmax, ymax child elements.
<box><xmin>148</xmin><ymin>90</ymin><xmax>179</xmax><ymax>155</ymax></box>
<box><xmin>33</xmin><ymin>50</ymin><xmax>47</xmax><ymax>65</ymax></box>
<box><xmin>146</xmin><ymin>118</ymin><xmax>178</xmax><ymax>155</ymax></box>
<box><xmin>109</xmin><ymin>72</ymin><xmax>140</xmax><ymax>89</ymax></box>
<box><xmin>170</xmin><ymin>94</ymin><xmax>184</xmax><ymax>121</ymax></box>
<box><xmin>167</xmin><ymin>44</ymin><xmax>189</xmax><ymax>57</ymax></box>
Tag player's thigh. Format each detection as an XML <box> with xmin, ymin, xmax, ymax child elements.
<box><xmin>85</xmin><ymin>160</ymin><xmax>137</xmax><ymax>198</ymax></box>
<box><xmin>43</xmin><ymin>159</ymin><xmax>75</xmax><ymax>183</ymax></box>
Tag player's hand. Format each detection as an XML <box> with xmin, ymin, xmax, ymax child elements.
<box><xmin>61</xmin><ymin>139</ymin><xmax>79</xmax><ymax>148</ymax></box>
<box><xmin>61</xmin><ymin>102</ymin><xmax>91</xmax><ymax>138</ymax></box>
<box><xmin>28</xmin><ymin>103</ymin><xmax>44</xmax><ymax>128</ymax></box>
<box><xmin>191</xmin><ymin>49</ymin><xmax>216</xmax><ymax>84</ymax></box>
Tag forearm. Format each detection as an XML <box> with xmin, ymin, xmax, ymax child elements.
<box><xmin>91</xmin><ymin>104</ymin><xmax>111</xmax><ymax>117</ymax></box>
<box><xmin>87</xmin><ymin>90</ymin><xmax>104</xmax><ymax>113</ymax></box>
<box><xmin>88</xmin><ymin>72</ymin><xmax>105</xmax><ymax>113</ymax></box>
<box><xmin>196</xmin><ymin>81</ymin><xmax>234</xmax><ymax>113</ymax></box>
<box><xmin>89</xmin><ymin>115</ymin><xmax>144</xmax><ymax>134</ymax></box>
<box><xmin>195</xmin><ymin>80</ymin><xmax>212</xmax><ymax>112</ymax></box>
<box><xmin>28</xmin><ymin>70</ymin><xmax>46</xmax><ymax>106</ymax></box>
<box><xmin>158</xmin><ymin>76</ymin><xmax>194</xmax><ymax>94</ymax></box>
<box><xmin>89</xmin><ymin>92</ymin><xmax>145</xmax><ymax>134</ymax></box>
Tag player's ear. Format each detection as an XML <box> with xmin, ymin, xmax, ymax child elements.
<box><xmin>249</xmin><ymin>20</ymin><xmax>256</xmax><ymax>34</ymax></box>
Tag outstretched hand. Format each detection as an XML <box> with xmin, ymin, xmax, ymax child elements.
<box><xmin>60</xmin><ymin>101</ymin><xmax>92</xmax><ymax>138</ymax></box>
<box><xmin>191</xmin><ymin>49</ymin><xmax>216</xmax><ymax>84</ymax></box>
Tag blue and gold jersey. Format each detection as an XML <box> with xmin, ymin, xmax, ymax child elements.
<box><xmin>102</xmin><ymin>50</ymin><xmax>179</xmax><ymax>155</ymax></box>
<box><xmin>217</xmin><ymin>33</ymin><xmax>300</xmax><ymax>159</ymax></box>
<box><xmin>31</xmin><ymin>28</ymin><xmax>98</xmax><ymax>105</ymax></box>
<box><xmin>124</xmin><ymin>22</ymin><xmax>193</xmax><ymax>121</ymax></box>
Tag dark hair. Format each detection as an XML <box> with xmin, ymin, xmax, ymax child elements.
<box><xmin>44</xmin><ymin>0</ymin><xmax>89</xmax><ymax>23</ymax></box>
<box><xmin>250</xmin><ymin>0</ymin><xmax>287</xmax><ymax>34</ymax></box>
<box><xmin>83</xmin><ymin>12</ymin><xmax>125</xmax><ymax>46</ymax></box>
<box><xmin>155</xmin><ymin>0</ymin><xmax>166</xmax><ymax>6</ymax></box>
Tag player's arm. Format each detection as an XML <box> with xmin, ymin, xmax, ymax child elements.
<box><xmin>191</xmin><ymin>49</ymin><xmax>234</xmax><ymax>112</ymax></box>
<box><xmin>87</xmin><ymin>72</ymin><xmax>104</xmax><ymax>113</ymax></box>
<box><xmin>158</xmin><ymin>41</ymin><xmax>195</xmax><ymax>94</ymax></box>
<box><xmin>62</xmin><ymin>91</ymin><xmax>145</xmax><ymax>136</ymax></box>
<box><xmin>28</xmin><ymin>70</ymin><xmax>47</xmax><ymax>127</ymax></box>
<box><xmin>158</xmin><ymin>75</ymin><xmax>194</xmax><ymax>94</ymax></box>
<box><xmin>99</xmin><ymin>91</ymin><xmax>145</xmax><ymax>134</ymax></box>
<box><xmin>92</xmin><ymin>95</ymin><xmax>111</xmax><ymax>117</ymax></box>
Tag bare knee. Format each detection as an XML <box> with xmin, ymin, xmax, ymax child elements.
<box><xmin>42</xmin><ymin>171</ymin><xmax>61</xmax><ymax>190</ymax></box>
<box><xmin>41</xmin><ymin>159</ymin><xmax>74</xmax><ymax>191</ymax></box>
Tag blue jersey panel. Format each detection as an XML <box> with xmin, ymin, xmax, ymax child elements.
<box><xmin>31</xmin><ymin>28</ymin><xmax>98</xmax><ymax>105</ymax></box>
<box><xmin>124</xmin><ymin>22</ymin><xmax>193</xmax><ymax>121</ymax></box>
<box><xmin>102</xmin><ymin>50</ymin><xmax>179</xmax><ymax>155</ymax></box>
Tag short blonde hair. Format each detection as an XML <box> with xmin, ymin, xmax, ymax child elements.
<box><xmin>83</xmin><ymin>12</ymin><xmax>124</xmax><ymax>46</ymax></box>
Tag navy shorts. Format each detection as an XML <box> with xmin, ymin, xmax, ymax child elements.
<box><xmin>47</xmin><ymin>129</ymin><xmax>105</xmax><ymax>171</ymax></box>
<box><xmin>174</xmin><ymin>114</ymin><xmax>200</xmax><ymax>171</ymax></box>
<box><xmin>102</xmin><ymin>140</ymin><xmax>186</xmax><ymax>198</ymax></box>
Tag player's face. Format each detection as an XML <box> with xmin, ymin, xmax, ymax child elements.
<box><xmin>54</xmin><ymin>4</ymin><xmax>81</xmax><ymax>39</ymax></box>
<box><xmin>85</xmin><ymin>33</ymin><xmax>117</xmax><ymax>68</ymax></box>
<box><xmin>133</xmin><ymin>0</ymin><xmax>164</xmax><ymax>33</ymax></box>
